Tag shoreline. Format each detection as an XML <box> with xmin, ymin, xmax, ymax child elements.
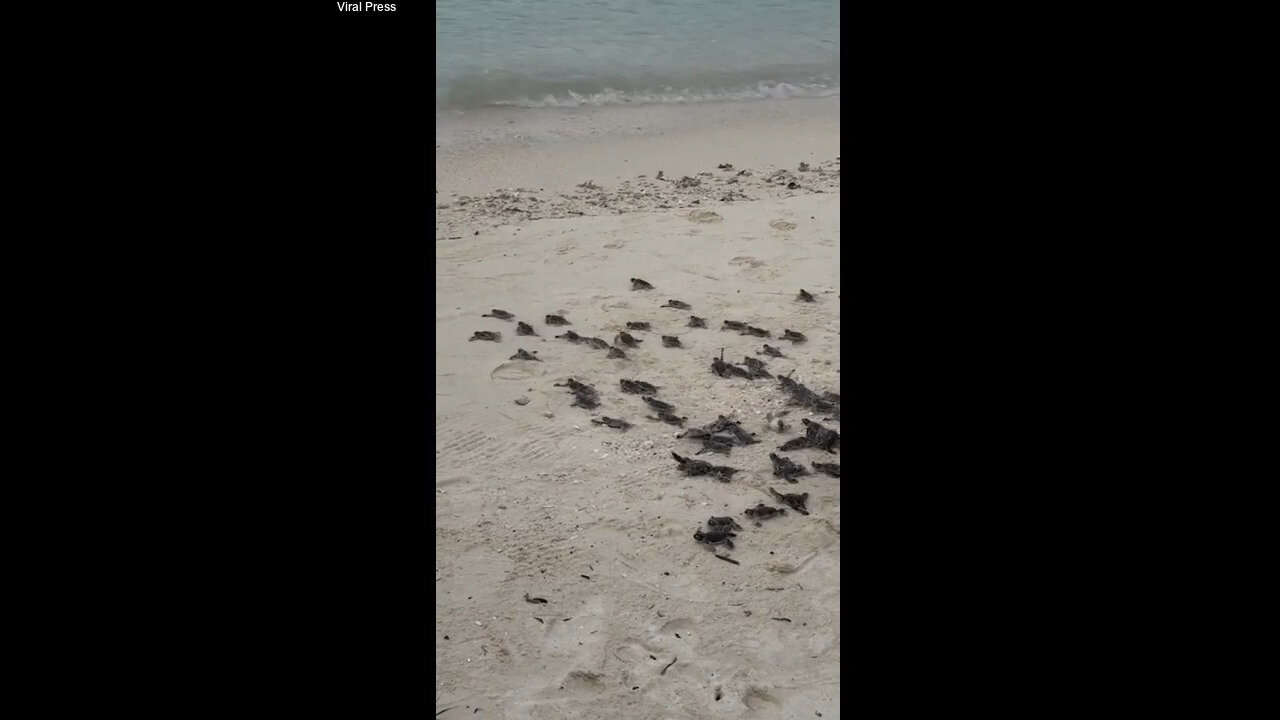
<box><xmin>436</xmin><ymin>96</ymin><xmax>839</xmax><ymax>200</ymax></box>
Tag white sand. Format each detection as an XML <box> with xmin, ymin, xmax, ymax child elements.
<box><xmin>436</xmin><ymin>98</ymin><xmax>841</xmax><ymax>720</ymax></box>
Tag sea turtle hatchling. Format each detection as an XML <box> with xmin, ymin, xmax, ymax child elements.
<box><xmin>769</xmin><ymin>488</ymin><xmax>810</xmax><ymax>515</ymax></box>
<box><xmin>740</xmin><ymin>325</ymin><xmax>771</xmax><ymax>338</ymax></box>
<box><xmin>615</xmin><ymin>331</ymin><xmax>643</xmax><ymax>347</ymax></box>
<box><xmin>693</xmin><ymin>527</ymin><xmax>735</xmax><ymax>550</ymax></box>
<box><xmin>556</xmin><ymin>330</ymin><xmax>583</xmax><ymax>342</ymax></box>
<box><xmin>663</xmin><ymin>300</ymin><xmax>692</xmax><ymax>310</ymax></box>
<box><xmin>482</xmin><ymin>309</ymin><xmax>514</xmax><ymax>320</ymax></box>
<box><xmin>509</xmin><ymin>349</ymin><xmax>541</xmax><ymax>362</ymax></box>
<box><xmin>695</xmin><ymin>435</ymin><xmax>734</xmax><ymax>456</ymax></box>
<box><xmin>744</xmin><ymin>504</ymin><xmax>787</xmax><ymax>525</ymax></box>
<box><xmin>469</xmin><ymin>331</ymin><xmax>501</xmax><ymax>342</ymax></box>
<box><xmin>643</xmin><ymin>396</ymin><xmax>674</xmax><ymax>412</ymax></box>
<box><xmin>707</xmin><ymin>516</ymin><xmax>743</xmax><ymax>531</ymax></box>
<box><xmin>778</xmin><ymin>436</ymin><xmax>812</xmax><ymax>451</ymax></box>
<box><xmin>626</xmin><ymin>321</ymin><xmax>651</xmax><ymax>331</ymax></box>
<box><xmin>769</xmin><ymin>452</ymin><xmax>810</xmax><ymax>482</ymax></box>
<box><xmin>584</xmin><ymin>337</ymin><xmax>610</xmax><ymax>350</ymax></box>
<box><xmin>760</xmin><ymin>344</ymin><xmax>785</xmax><ymax>358</ymax></box>
<box><xmin>741</xmin><ymin>356</ymin><xmax>772</xmax><ymax>379</ymax></box>
<box><xmin>721</xmin><ymin>423</ymin><xmax>759</xmax><ymax>446</ymax></box>
<box><xmin>711</xmin><ymin>350</ymin><xmax>731</xmax><ymax>377</ymax></box>
<box><xmin>687</xmin><ymin>316</ymin><xmax>707</xmax><ymax>328</ymax></box>
<box><xmin>646</xmin><ymin>410</ymin><xmax>687</xmax><ymax>426</ymax></box>
<box><xmin>707</xmin><ymin>465</ymin><xmax>740</xmax><ymax>482</ymax></box>
<box><xmin>631</xmin><ymin>278</ymin><xmax>654</xmax><ymax>290</ymax></box>
<box><xmin>590</xmin><ymin>416</ymin><xmax>631</xmax><ymax>430</ymax></box>
<box><xmin>619</xmin><ymin>379</ymin><xmax>658</xmax><ymax>395</ymax></box>
<box><xmin>782</xmin><ymin>329</ymin><xmax>807</xmax><ymax>343</ymax></box>
<box><xmin>545</xmin><ymin>314</ymin><xmax>571</xmax><ymax>325</ymax></box>
<box><xmin>676</xmin><ymin>427</ymin><xmax>710</xmax><ymax>440</ymax></box>
<box><xmin>797</xmin><ymin>289</ymin><xmax>815</xmax><ymax>302</ymax></box>
<box><xmin>516</xmin><ymin>321</ymin><xmax>538</xmax><ymax>336</ymax></box>
<box><xmin>671</xmin><ymin>452</ymin><xmax>713</xmax><ymax>476</ymax></box>
<box><xmin>661</xmin><ymin>335</ymin><xmax>683</xmax><ymax>348</ymax></box>
<box><xmin>607</xmin><ymin>346</ymin><xmax>628</xmax><ymax>359</ymax></box>
<box><xmin>569</xmin><ymin>389</ymin><xmax>600</xmax><ymax>409</ymax></box>
<box><xmin>812</xmin><ymin>461</ymin><xmax>840</xmax><ymax>477</ymax></box>
<box><xmin>802</xmin><ymin>418</ymin><xmax>840</xmax><ymax>453</ymax></box>
<box><xmin>722</xmin><ymin>320</ymin><xmax>747</xmax><ymax>332</ymax></box>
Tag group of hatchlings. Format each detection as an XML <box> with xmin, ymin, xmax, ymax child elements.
<box><xmin>469</xmin><ymin>278</ymin><xmax>839</xmax><ymax>559</ymax></box>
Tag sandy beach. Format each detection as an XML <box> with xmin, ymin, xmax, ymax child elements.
<box><xmin>436</xmin><ymin>97</ymin><xmax>841</xmax><ymax>719</ymax></box>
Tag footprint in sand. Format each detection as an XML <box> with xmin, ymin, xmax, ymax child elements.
<box><xmin>769</xmin><ymin>220</ymin><xmax>797</xmax><ymax>231</ymax></box>
<box><xmin>688</xmin><ymin>210</ymin><xmax>723</xmax><ymax>223</ymax></box>
<box><xmin>743</xmin><ymin>686</ymin><xmax>783</xmax><ymax>711</ymax></box>
<box><xmin>491</xmin><ymin>361</ymin><xmax>544</xmax><ymax>380</ymax></box>
<box><xmin>659</xmin><ymin>618</ymin><xmax>696</xmax><ymax>636</ymax></box>
<box><xmin>729</xmin><ymin>256</ymin><xmax>766</xmax><ymax>268</ymax></box>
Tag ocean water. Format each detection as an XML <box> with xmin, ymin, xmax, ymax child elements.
<box><xmin>437</xmin><ymin>0</ymin><xmax>839</xmax><ymax>110</ymax></box>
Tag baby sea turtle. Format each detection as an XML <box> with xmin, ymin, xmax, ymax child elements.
<box><xmin>760</xmin><ymin>344</ymin><xmax>785</xmax><ymax>358</ymax></box>
<box><xmin>646</xmin><ymin>410</ymin><xmax>687</xmax><ymax>426</ymax></box>
<box><xmin>516</xmin><ymin>321</ymin><xmax>538</xmax><ymax>336</ymax></box>
<box><xmin>545</xmin><ymin>314</ymin><xmax>571</xmax><ymax>325</ymax></box>
<box><xmin>585</xmin><ymin>337</ymin><xmax>610</xmax><ymax>350</ymax></box>
<box><xmin>782</xmin><ymin>329</ymin><xmax>807</xmax><ymax>343</ymax></box>
<box><xmin>676</xmin><ymin>427</ymin><xmax>710</xmax><ymax>440</ymax></box>
<box><xmin>661</xmin><ymin>335</ymin><xmax>683</xmax><ymax>348</ymax></box>
<box><xmin>704</xmin><ymin>415</ymin><xmax>742</xmax><ymax>434</ymax></box>
<box><xmin>695</xmin><ymin>435</ymin><xmax>734</xmax><ymax>456</ymax></box>
<box><xmin>778</xmin><ymin>436</ymin><xmax>812</xmax><ymax>451</ymax></box>
<box><xmin>616</xmin><ymin>331</ymin><xmax>643</xmax><ymax>347</ymax></box>
<box><xmin>643</xmin><ymin>396</ymin><xmax>674</xmax><ymax>412</ymax></box>
<box><xmin>741</xmin><ymin>356</ymin><xmax>772</xmax><ymax>379</ymax></box>
<box><xmin>741</xmin><ymin>325</ymin><xmax>771</xmax><ymax>338</ymax></box>
<box><xmin>802</xmin><ymin>418</ymin><xmax>840</xmax><ymax>453</ymax></box>
<box><xmin>509</xmin><ymin>349</ymin><xmax>541</xmax><ymax>362</ymax></box>
<box><xmin>711</xmin><ymin>349</ymin><xmax>731</xmax><ymax>377</ymax></box>
<box><xmin>693</xmin><ymin>527</ymin><xmax>735</xmax><ymax>550</ymax></box>
<box><xmin>743</xmin><ymin>504</ymin><xmax>786</xmax><ymax>524</ymax></box>
<box><xmin>797</xmin><ymin>289</ymin><xmax>815</xmax><ymax>302</ymax></box>
<box><xmin>769</xmin><ymin>488</ymin><xmax>810</xmax><ymax>515</ymax></box>
<box><xmin>570</xmin><ymin>389</ymin><xmax>600</xmax><ymax>409</ymax></box>
<box><xmin>631</xmin><ymin>278</ymin><xmax>654</xmax><ymax>290</ymax></box>
<box><xmin>707</xmin><ymin>465</ymin><xmax>741</xmax><ymax>482</ymax></box>
<box><xmin>626</xmin><ymin>321</ymin><xmax>651</xmax><ymax>331</ymax></box>
<box><xmin>776</xmin><ymin>419</ymin><xmax>790</xmax><ymax>432</ymax></box>
<box><xmin>671</xmin><ymin>452</ymin><xmax>713</xmax><ymax>476</ymax></box>
<box><xmin>555</xmin><ymin>378</ymin><xmax>592</xmax><ymax>392</ymax></box>
<box><xmin>812</xmin><ymin>461</ymin><xmax>840</xmax><ymax>477</ymax></box>
<box><xmin>470</xmin><ymin>331</ymin><xmax>501</xmax><ymax>342</ymax></box>
<box><xmin>708</xmin><ymin>516</ymin><xmax>743</xmax><ymax>531</ymax></box>
<box><xmin>482</xmin><ymin>309</ymin><xmax>514</xmax><ymax>320</ymax></box>
<box><xmin>726</xmin><ymin>363</ymin><xmax>753</xmax><ymax>379</ymax></box>
<box><xmin>590</xmin><ymin>416</ymin><xmax>631</xmax><ymax>430</ymax></box>
<box><xmin>725</xmin><ymin>424</ymin><xmax>760</xmax><ymax>446</ymax></box>
<box><xmin>663</xmin><ymin>300</ymin><xmax>692</xmax><ymax>310</ymax></box>
<box><xmin>619</xmin><ymin>379</ymin><xmax>658</xmax><ymax>395</ymax></box>
<box><xmin>607</xmin><ymin>346</ymin><xmax>628</xmax><ymax>359</ymax></box>
<box><xmin>769</xmin><ymin>453</ymin><xmax>809</xmax><ymax>482</ymax></box>
<box><xmin>722</xmin><ymin>320</ymin><xmax>747</xmax><ymax>332</ymax></box>
<box><xmin>556</xmin><ymin>330</ymin><xmax>583</xmax><ymax>342</ymax></box>
<box><xmin>687</xmin><ymin>316</ymin><xmax>707</xmax><ymax>328</ymax></box>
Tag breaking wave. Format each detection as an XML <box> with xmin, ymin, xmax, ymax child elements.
<box><xmin>437</xmin><ymin>64</ymin><xmax>840</xmax><ymax>110</ymax></box>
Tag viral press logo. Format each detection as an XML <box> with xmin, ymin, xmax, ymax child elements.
<box><xmin>336</xmin><ymin>2</ymin><xmax>396</xmax><ymax>10</ymax></box>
